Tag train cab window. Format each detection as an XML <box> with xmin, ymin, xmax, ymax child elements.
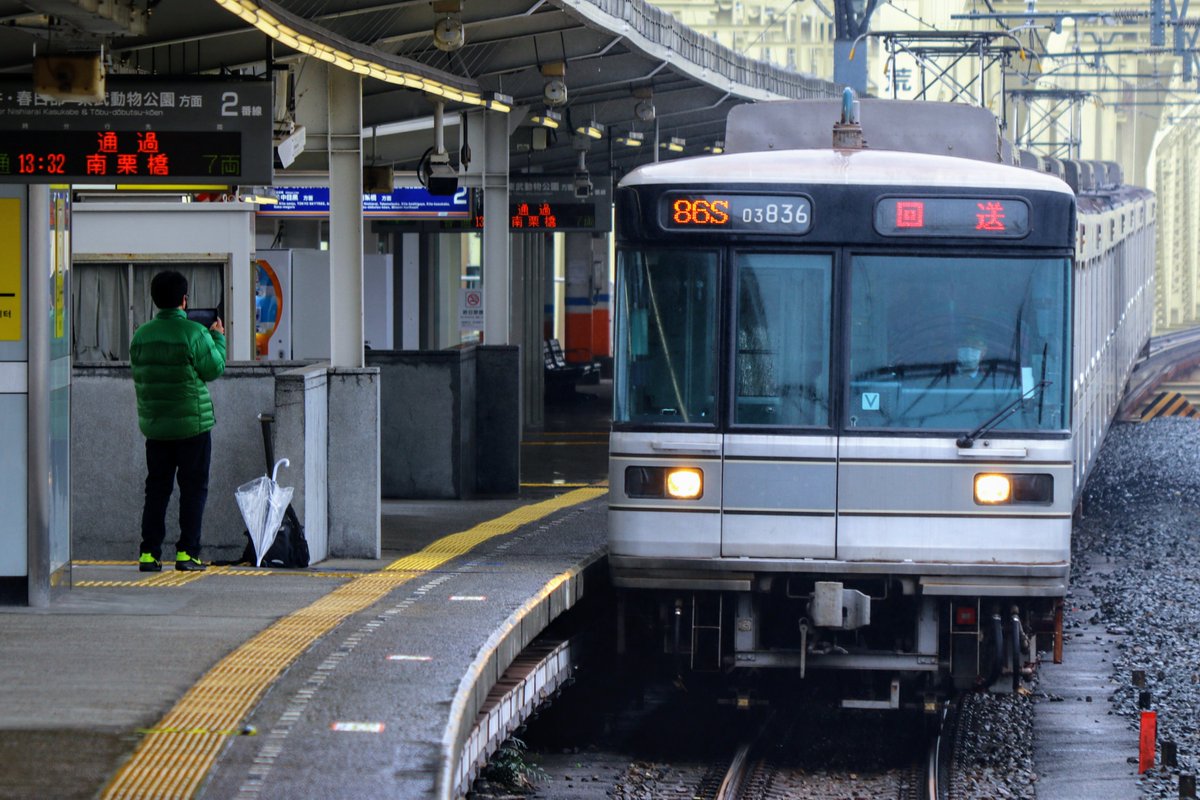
<box><xmin>847</xmin><ymin>254</ymin><xmax>1070</xmax><ymax>433</ymax></box>
<box><xmin>613</xmin><ymin>248</ymin><xmax>719</xmax><ymax>425</ymax></box>
<box><xmin>732</xmin><ymin>252</ymin><xmax>832</xmax><ymax>427</ymax></box>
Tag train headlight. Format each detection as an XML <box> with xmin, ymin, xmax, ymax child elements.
<box><xmin>974</xmin><ymin>474</ymin><xmax>1012</xmax><ymax>504</ymax></box>
<box><xmin>666</xmin><ymin>468</ymin><xmax>703</xmax><ymax>499</ymax></box>
<box><xmin>974</xmin><ymin>473</ymin><xmax>1054</xmax><ymax>505</ymax></box>
<box><xmin>624</xmin><ymin>466</ymin><xmax>704</xmax><ymax>500</ymax></box>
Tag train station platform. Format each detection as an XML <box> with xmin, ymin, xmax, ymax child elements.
<box><xmin>0</xmin><ymin>383</ymin><xmax>612</xmax><ymax>800</ymax></box>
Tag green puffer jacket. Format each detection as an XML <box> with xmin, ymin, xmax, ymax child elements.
<box><xmin>130</xmin><ymin>309</ymin><xmax>227</xmax><ymax>440</ymax></box>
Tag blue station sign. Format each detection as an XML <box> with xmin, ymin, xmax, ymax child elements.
<box><xmin>259</xmin><ymin>186</ymin><xmax>470</xmax><ymax>219</ymax></box>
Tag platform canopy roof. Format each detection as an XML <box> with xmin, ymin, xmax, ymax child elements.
<box><xmin>0</xmin><ymin>0</ymin><xmax>843</xmax><ymax>181</ymax></box>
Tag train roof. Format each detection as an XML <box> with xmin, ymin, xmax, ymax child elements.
<box><xmin>619</xmin><ymin>148</ymin><xmax>1075</xmax><ymax>196</ymax></box>
<box><xmin>725</xmin><ymin>98</ymin><xmax>1004</xmax><ymax>161</ymax></box>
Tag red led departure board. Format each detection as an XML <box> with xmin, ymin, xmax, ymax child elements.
<box><xmin>875</xmin><ymin>197</ymin><xmax>1031</xmax><ymax>238</ymax></box>
<box><xmin>2</xmin><ymin>130</ymin><xmax>242</xmax><ymax>180</ymax></box>
<box><xmin>0</xmin><ymin>77</ymin><xmax>272</xmax><ymax>184</ymax></box>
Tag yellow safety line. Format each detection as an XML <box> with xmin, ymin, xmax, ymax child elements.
<box><xmin>100</xmin><ymin>486</ymin><xmax>606</xmax><ymax>800</ymax></box>
<box><xmin>75</xmin><ymin>569</ymin><xmax>362</xmax><ymax>588</ymax></box>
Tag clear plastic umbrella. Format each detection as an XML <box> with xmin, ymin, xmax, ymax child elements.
<box><xmin>235</xmin><ymin>458</ymin><xmax>294</xmax><ymax>567</ymax></box>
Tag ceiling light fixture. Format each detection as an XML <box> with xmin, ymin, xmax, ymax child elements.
<box><xmin>705</xmin><ymin>140</ymin><xmax>725</xmax><ymax>154</ymax></box>
<box><xmin>485</xmin><ymin>92</ymin><xmax>513</xmax><ymax>113</ymax></box>
<box><xmin>660</xmin><ymin>136</ymin><xmax>686</xmax><ymax>153</ymax></box>
<box><xmin>210</xmin><ymin>0</ymin><xmax>504</xmax><ymax>112</ymax></box>
<box><xmin>574</xmin><ymin>120</ymin><xmax>604</xmax><ymax>139</ymax></box>
<box><xmin>530</xmin><ymin>109</ymin><xmax>562</xmax><ymax>129</ymax></box>
<box><xmin>616</xmin><ymin>131</ymin><xmax>645</xmax><ymax>147</ymax></box>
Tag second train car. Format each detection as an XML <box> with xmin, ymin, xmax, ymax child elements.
<box><xmin>608</xmin><ymin>92</ymin><xmax>1154</xmax><ymax>708</ymax></box>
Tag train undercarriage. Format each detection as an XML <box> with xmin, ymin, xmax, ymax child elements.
<box><xmin>616</xmin><ymin>575</ymin><xmax>1063</xmax><ymax>711</ymax></box>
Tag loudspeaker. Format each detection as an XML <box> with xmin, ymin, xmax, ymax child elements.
<box><xmin>34</xmin><ymin>55</ymin><xmax>105</xmax><ymax>103</ymax></box>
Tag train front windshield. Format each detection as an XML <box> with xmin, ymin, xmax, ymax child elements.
<box><xmin>614</xmin><ymin>248</ymin><xmax>1070</xmax><ymax>435</ymax></box>
<box><xmin>849</xmin><ymin>254</ymin><xmax>1069</xmax><ymax>432</ymax></box>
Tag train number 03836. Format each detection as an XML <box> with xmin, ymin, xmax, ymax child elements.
<box><xmin>663</xmin><ymin>194</ymin><xmax>813</xmax><ymax>233</ymax></box>
<box><xmin>741</xmin><ymin>203</ymin><xmax>808</xmax><ymax>225</ymax></box>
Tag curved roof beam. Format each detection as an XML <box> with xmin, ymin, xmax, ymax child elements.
<box><xmin>210</xmin><ymin>0</ymin><xmax>510</xmax><ymax>110</ymax></box>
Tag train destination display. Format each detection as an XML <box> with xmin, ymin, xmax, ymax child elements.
<box><xmin>875</xmin><ymin>196</ymin><xmax>1031</xmax><ymax>237</ymax></box>
<box><xmin>661</xmin><ymin>193</ymin><xmax>813</xmax><ymax>233</ymax></box>
<box><xmin>3</xmin><ymin>130</ymin><xmax>242</xmax><ymax>180</ymax></box>
<box><xmin>0</xmin><ymin>77</ymin><xmax>272</xmax><ymax>184</ymax></box>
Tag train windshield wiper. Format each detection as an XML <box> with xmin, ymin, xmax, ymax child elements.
<box><xmin>956</xmin><ymin>381</ymin><xmax>1051</xmax><ymax>449</ymax></box>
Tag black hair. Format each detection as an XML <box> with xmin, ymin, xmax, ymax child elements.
<box><xmin>150</xmin><ymin>270</ymin><xmax>188</xmax><ymax>309</ymax></box>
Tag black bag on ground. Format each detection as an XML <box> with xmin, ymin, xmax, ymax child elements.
<box><xmin>236</xmin><ymin>505</ymin><xmax>310</xmax><ymax>568</ymax></box>
<box><xmin>223</xmin><ymin>412</ymin><xmax>312</xmax><ymax>569</ymax></box>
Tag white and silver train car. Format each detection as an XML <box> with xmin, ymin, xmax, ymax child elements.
<box><xmin>608</xmin><ymin>94</ymin><xmax>1154</xmax><ymax>706</ymax></box>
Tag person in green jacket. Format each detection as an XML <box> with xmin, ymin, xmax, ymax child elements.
<box><xmin>130</xmin><ymin>270</ymin><xmax>226</xmax><ymax>572</ymax></box>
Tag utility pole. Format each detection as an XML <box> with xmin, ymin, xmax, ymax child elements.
<box><xmin>834</xmin><ymin>0</ymin><xmax>880</xmax><ymax>92</ymax></box>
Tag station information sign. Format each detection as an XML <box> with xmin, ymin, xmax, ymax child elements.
<box><xmin>0</xmin><ymin>77</ymin><xmax>273</xmax><ymax>184</ymax></box>
<box><xmin>509</xmin><ymin>175</ymin><xmax>612</xmax><ymax>232</ymax></box>
<box><xmin>258</xmin><ymin>186</ymin><xmax>470</xmax><ymax>218</ymax></box>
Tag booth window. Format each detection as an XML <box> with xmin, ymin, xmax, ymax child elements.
<box><xmin>72</xmin><ymin>261</ymin><xmax>224</xmax><ymax>361</ymax></box>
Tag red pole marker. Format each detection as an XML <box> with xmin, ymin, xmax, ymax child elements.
<box><xmin>1139</xmin><ymin>710</ymin><xmax>1157</xmax><ymax>774</ymax></box>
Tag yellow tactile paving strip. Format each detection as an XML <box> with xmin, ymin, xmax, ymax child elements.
<box><xmin>74</xmin><ymin>565</ymin><xmax>363</xmax><ymax>587</ymax></box>
<box><xmin>100</xmin><ymin>486</ymin><xmax>606</xmax><ymax>800</ymax></box>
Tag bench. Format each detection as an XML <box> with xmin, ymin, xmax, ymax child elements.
<box><xmin>544</xmin><ymin>338</ymin><xmax>597</xmax><ymax>399</ymax></box>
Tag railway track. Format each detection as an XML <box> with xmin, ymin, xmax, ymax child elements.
<box><xmin>698</xmin><ymin>705</ymin><xmax>942</xmax><ymax>800</ymax></box>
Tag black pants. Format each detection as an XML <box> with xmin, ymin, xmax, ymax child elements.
<box><xmin>139</xmin><ymin>431</ymin><xmax>211</xmax><ymax>560</ymax></box>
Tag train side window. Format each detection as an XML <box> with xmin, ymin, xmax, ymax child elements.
<box><xmin>732</xmin><ymin>252</ymin><xmax>832</xmax><ymax>427</ymax></box>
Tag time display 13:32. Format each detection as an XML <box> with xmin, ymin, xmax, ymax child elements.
<box><xmin>0</xmin><ymin>131</ymin><xmax>243</xmax><ymax>181</ymax></box>
<box><xmin>17</xmin><ymin>153</ymin><xmax>67</xmax><ymax>174</ymax></box>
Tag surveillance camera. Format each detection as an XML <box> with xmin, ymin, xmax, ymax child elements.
<box><xmin>573</xmin><ymin>172</ymin><xmax>593</xmax><ymax>199</ymax></box>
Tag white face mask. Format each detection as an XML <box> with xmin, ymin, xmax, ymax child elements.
<box><xmin>957</xmin><ymin>346</ymin><xmax>982</xmax><ymax>372</ymax></box>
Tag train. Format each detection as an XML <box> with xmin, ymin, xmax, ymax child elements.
<box><xmin>607</xmin><ymin>91</ymin><xmax>1155</xmax><ymax>710</ymax></box>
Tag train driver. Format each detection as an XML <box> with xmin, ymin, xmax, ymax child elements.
<box><xmin>955</xmin><ymin>333</ymin><xmax>988</xmax><ymax>381</ymax></box>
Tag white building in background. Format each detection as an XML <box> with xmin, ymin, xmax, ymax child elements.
<box><xmin>652</xmin><ymin>1</ymin><xmax>965</xmax><ymax>92</ymax></box>
<box><xmin>1153</xmin><ymin>119</ymin><xmax>1200</xmax><ymax>330</ymax></box>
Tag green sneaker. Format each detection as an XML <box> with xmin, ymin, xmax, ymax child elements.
<box><xmin>138</xmin><ymin>553</ymin><xmax>162</xmax><ymax>573</ymax></box>
<box><xmin>175</xmin><ymin>552</ymin><xmax>206</xmax><ymax>572</ymax></box>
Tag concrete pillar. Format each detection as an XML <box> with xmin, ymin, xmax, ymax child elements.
<box><xmin>328</xmin><ymin>67</ymin><xmax>364</xmax><ymax>368</ymax></box>
<box><xmin>400</xmin><ymin>232</ymin><xmax>420</xmax><ymax>349</ymax></box>
<box><xmin>591</xmin><ymin>235</ymin><xmax>611</xmax><ymax>361</ymax></box>
<box><xmin>515</xmin><ymin>234</ymin><xmax>545</xmax><ymax>431</ymax></box>
<box><xmin>26</xmin><ymin>186</ymin><xmax>49</xmax><ymax>607</ymax></box>
<box><xmin>564</xmin><ymin>232</ymin><xmax>593</xmax><ymax>362</ymax></box>
<box><xmin>481</xmin><ymin>110</ymin><xmax>511</xmax><ymax>345</ymax></box>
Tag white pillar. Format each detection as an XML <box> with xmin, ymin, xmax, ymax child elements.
<box><xmin>328</xmin><ymin>68</ymin><xmax>364</xmax><ymax>368</ymax></box>
<box><xmin>400</xmin><ymin>232</ymin><xmax>420</xmax><ymax>349</ymax></box>
<box><xmin>481</xmin><ymin>109</ymin><xmax>511</xmax><ymax>345</ymax></box>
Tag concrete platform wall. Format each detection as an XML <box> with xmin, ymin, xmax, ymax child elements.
<box><xmin>369</xmin><ymin>346</ymin><xmax>519</xmax><ymax>500</ymax></box>
<box><xmin>72</xmin><ymin>362</ymin><xmax>380</xmax><ymax>564</ymax></box>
